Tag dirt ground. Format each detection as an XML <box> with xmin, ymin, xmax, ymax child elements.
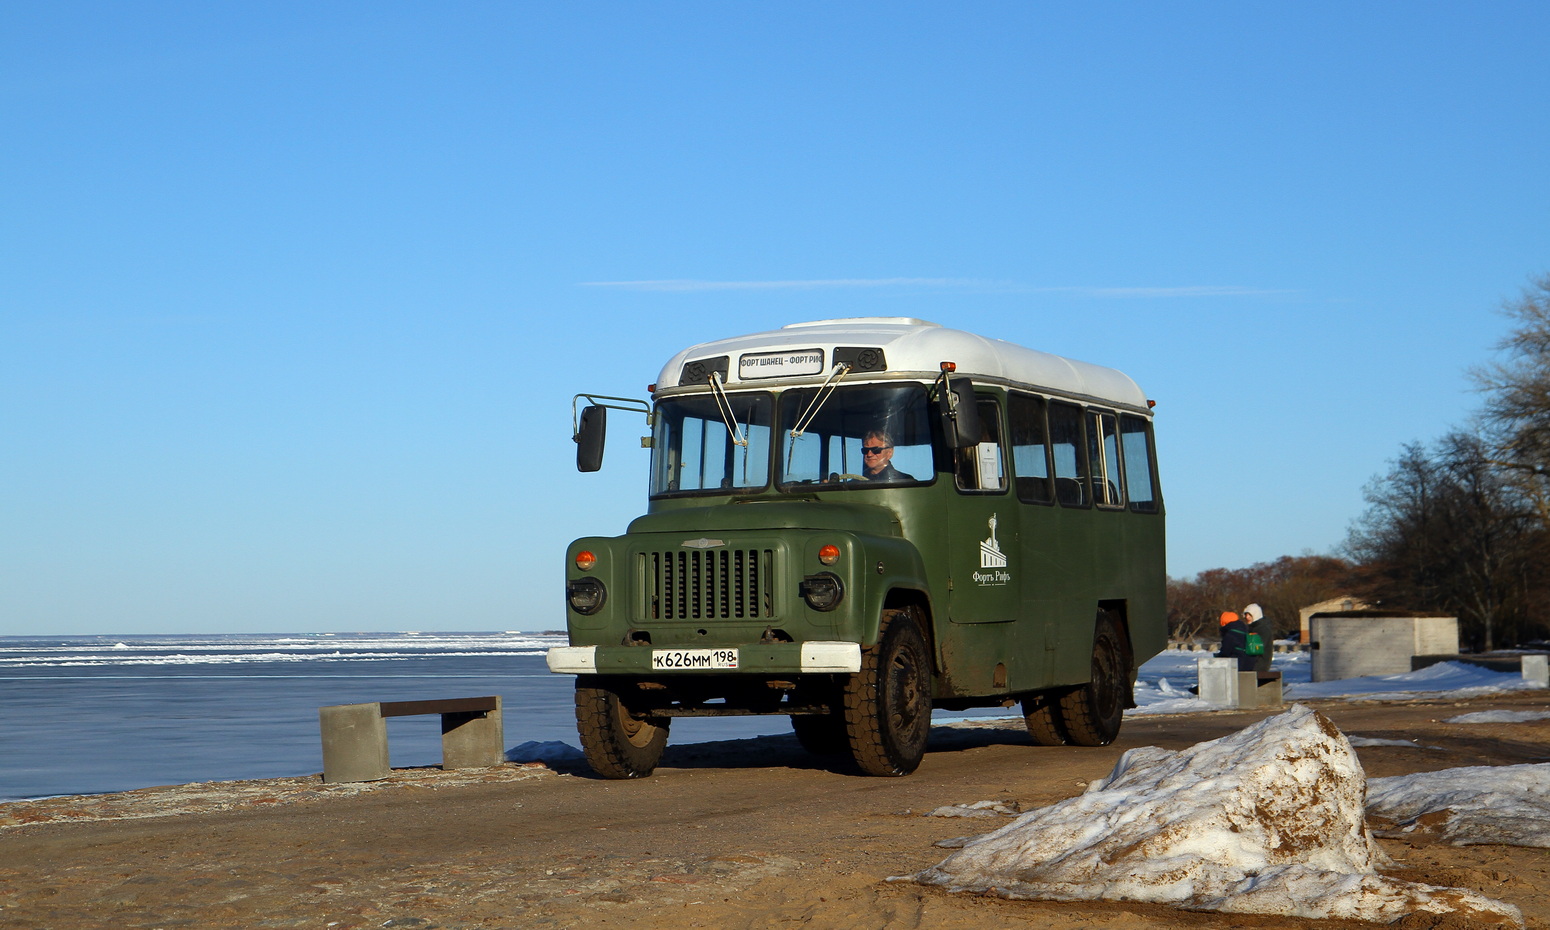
<box><xmin>3</xmin><ymin>691</ymin><xmax>1550</xmax><ymax>930</ymax></box>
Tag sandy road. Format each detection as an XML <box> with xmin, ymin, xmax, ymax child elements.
<box><xmin>3</xmin><ymin>691</ymin><xmax>1550</xmax><ymax>929</ymax></box>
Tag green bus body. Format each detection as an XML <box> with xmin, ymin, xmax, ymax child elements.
<box><xmin>551</xmin><ymin>318</ymin><xmax>1165</xmax><ymax>777</ymax></box>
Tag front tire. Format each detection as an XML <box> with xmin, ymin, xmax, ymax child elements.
<box><xmin>843</xmin><ymin>608</ymin><xmax>932</xmax><ymax>776</ymax></box>
<box><xmin>1057</xmin><ymin>612</ymin><xmax>1130</xmax><ymax>747</ymax></box>
<box><xmin>575</xmin><ymin>678</ymin><xmax>670</xmax><ymax>778</ymax></box>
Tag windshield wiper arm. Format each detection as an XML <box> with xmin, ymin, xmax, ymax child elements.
<box><xmin>787</xmin><ymin>363</ymin><xmax>851</xmax><ymax>439</ymax></box>
<box><xmin>707</xmin><ymin>372</ymin><xmax>748</xmax><ymax>447</ymax></box>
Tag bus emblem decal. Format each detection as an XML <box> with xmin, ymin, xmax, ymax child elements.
<box><xmin>682</xmin><ymin>538</ymin><xmax>726</xmax><ymax>549</ymax></box>
<box><xmin>979</xmin><ymin>514</ymin><xmax>1008</xmax><ymax>570</ymax></box>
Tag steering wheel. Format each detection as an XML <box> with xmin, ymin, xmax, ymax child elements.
<box><xmin>828</xmin><ymin>473</ymin><xmax>868</xmax><ymax>481</ymax></box>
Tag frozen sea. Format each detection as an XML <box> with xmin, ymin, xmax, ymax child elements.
<box><xmin>0</xmin><ymin>631</ymin><xmax>815</xmax><ymax>801</ymax></box>
<box><xmin>0</xmin><ymin>633</ymin><xmax>1535</xmax><ymax>802</ymax></box>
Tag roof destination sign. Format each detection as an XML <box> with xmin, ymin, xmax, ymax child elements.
<box><xmin>738</xmin><ymin>349</ymin><xmax>824</xmax><ymax>380</ymax></box>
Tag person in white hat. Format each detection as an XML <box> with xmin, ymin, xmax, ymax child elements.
<box><xmin>1242</xmin><ymin>603</ymin><xmax>1274</xmax><ymax>676</ymax></box>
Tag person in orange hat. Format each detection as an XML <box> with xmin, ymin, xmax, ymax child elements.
<box><xmin>1215</xmin><ymin>610</ymin><xmax>1255</xmax><ymax>671</ymax></box>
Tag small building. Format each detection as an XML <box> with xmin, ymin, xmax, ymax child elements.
<box><xmin>1298</xmin><ymin>596</ymin><xmax>1370</xmax><ymax>645</ymax></box>
<box><xmin>1309</xmin><ymin>611</ymin><xmax>1458</xmax><ymax>683</ymax></box>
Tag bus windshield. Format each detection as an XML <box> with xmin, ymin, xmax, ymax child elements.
<box><xmin>778</xmin><ymin>383</ymin><xmax>934</xmax><ymax>488</ymax></box>
<box><xmin>650</xmin><ymin>392</ymin><xmax>773</xmax><ymax>497</ymax></box>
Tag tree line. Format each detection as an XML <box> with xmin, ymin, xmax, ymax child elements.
<box><xmin>1170</xmin><ymin>274</ymin><xmax>1550</xmax><ymax>651</ymax></box>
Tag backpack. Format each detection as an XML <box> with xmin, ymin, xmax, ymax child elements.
<box><xmin>1245</xmin><ymin>632</ymin><xmax>1265</xmax><ymax>656</ymax></box>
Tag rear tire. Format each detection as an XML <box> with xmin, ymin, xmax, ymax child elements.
<box><xmin>1021</xmin><ymin>691</ymin><xmax>1069</xmax><ymax>746</ymax></box>
<box><xmin>1057</xmin><ymin>612</ymin><xmax>1129</xmax><ymax>747</ymax></box>
<box><xmin>575</xmin><ymin>678</ymin><xmax>670</xmax><ymax>778</ymax></box>
<box><xmin>843</xmin><ymin>609</ymin><xmax>932</xmax><ymax>776</ymax></box>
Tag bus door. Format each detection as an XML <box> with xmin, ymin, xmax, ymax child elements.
<box><xmin>1085</xmin><ymin>406</ymin><xmax>1130</xmax><ymax>583</ymax></box>
<box><xmin>1029</xmin><ymin>398</ymin><xmax>1102</xmax><ymax>683</ymax></box>
<box><xmin>945</xmin><ymin>395</ymin><xmax>1021</xmax><ymax>635</ymax></box>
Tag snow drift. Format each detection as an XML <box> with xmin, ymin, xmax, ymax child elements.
<box><xmin>1367</xmin><ymin>763</ymin><xmax>1550</xmax><ymax>848</ymax></box>
<box><xmin>905</xmin><ymin>704</ymin><xmax>1522</xmax><ymax>927</ymax></box>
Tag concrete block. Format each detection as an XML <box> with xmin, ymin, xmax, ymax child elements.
<box><xmin>1236</xmin><ymin>672</ymin><xmax>1260</xmax><ymax>709</ymax></box>
<box><xmin>320</xmin><ymin>703</ymin><xmax>390</xmax><ymax>783</ymax></box>
<box><xmin>1413</xmin><ymin>617</ymin><xmax>1460</xmax><ymax>657</ymax></box>
<box><xmin>1256</xmin><ymin>673</ymin><xmax>1284</xmax><ymax>707</ymax></box>
<box><xmin>1524</xmin><ymin>654</ymin><xmax>1549</xmax><ymax>688</ymax></box>
<box><xmin>1197</xmin><ymin>657</ymin><xmax>1239</xmax><ymax>707</ymax></box>
<box><xmin>440</xmin><ymin>696</ymin><xmax>504</xmax><ymax>769</ymax></box>
<box><xmin>1310</xmin><ymin>614</ymin><xmax>1458</xmax><ymax>682</ymax></box>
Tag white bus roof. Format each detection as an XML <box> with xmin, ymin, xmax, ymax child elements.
<box><xmin>657</xmin><ymin>317</ymin><xmax>1150</xmax><ymax>411</ymax></box>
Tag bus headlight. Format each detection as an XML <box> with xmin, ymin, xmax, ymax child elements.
<box><xmin>567</xmin><ymin>577</ymin><xmax>607</xmax><ymax>615</ymax></box>
<box><xmin>799</xmin><ymin>572</ymin><xmax>844</xmax><ymax>612</ymax></box>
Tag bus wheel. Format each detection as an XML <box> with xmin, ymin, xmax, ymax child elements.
<box><xmin>843</xmin><ymin>609</ymin><xmax>932</xmax><ymax>776</ymax></box>
<box><xmin>1020</xmin><ymin>691</ymin><xmax>1068</xmax><ymax>746</ymax></box>
<box><xmin>1057</xmin><ymin>613</ymin><xmax>1128</xmax><ymax>747</ymax></box>
<box><xmin>574</xmin><ymin>678</ymin><xmax>670</xmax><ymax>779</ymax></box>
<box><xmin>790</xmin><ymin>713</ymin><xmax>849</xmax><ymax>756</ymax></box>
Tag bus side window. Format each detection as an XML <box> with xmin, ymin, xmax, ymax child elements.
<box><xmin>955</xmin><ymin>397</ymin><xmax>1007</xmax><ymax>493</ymax></box>
<box><xmin>1121</xmin><ymin>414</ymin><xmax>1159</xmax><ymax>513</ymax></box>
<box><xmin>1086</xmin><ymin>409</ymin><xmax>1126</xmax><ymax>509</ymax></box>
<box><xmin>1010</xmin><ymin>392</ymin><xmax>1053</xmax><ymax>504</ymax></box>
<box><xmin>1047</xmin><ymin>401</ymin><xmax>1089</xmax><ymax>507</ymax></box>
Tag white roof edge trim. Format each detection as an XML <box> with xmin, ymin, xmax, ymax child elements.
<box><xmin>782</xmin><ymin>317</ymin><xmax>940</xmax><ymax>329</ymax></box>
<box><xmin>656</xmin><ymin>318</ymin><xmax>1149</xmax><ymax>410</ymax></box>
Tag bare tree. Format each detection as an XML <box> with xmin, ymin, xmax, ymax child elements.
<box><xmin>1346</xmin><ymin>433</ymin><xmax>1542</xmax><ymax>650</ymax></box>
<box><xmin>1474</xmin><ymin>273</ymin><xmax>1550</xmax><ymax>525</ymax></box>
<box><xmin>1346</xmin><ymin>443</ymin><xmax>1450</xmax><ymax>612</ymax></box>
<box><xmin>1167</xmin><ymin>556</ymin><xmax>1355</xmax><ymax>643</ymax></box>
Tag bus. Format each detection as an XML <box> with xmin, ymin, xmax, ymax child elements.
<box><xmin>547</xmin><ymin>317</ymin><xmax>1166</xmax><ymax>778</ymax></box>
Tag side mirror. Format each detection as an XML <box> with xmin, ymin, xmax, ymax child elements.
<box><xmin>938</xmin><ymin>377</ymin><xmax>982</xmax><ymax>449</ymax></box>
<box><xmin>576</xmin><ymin>405</ymin><xmax>607</xmax><ymax>472</ymax></box>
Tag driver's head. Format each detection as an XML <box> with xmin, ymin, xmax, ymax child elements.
<box><xmin>862</xmin><ymin>430</ymin><xmax>895</xmax><ymax>476</ymax></box>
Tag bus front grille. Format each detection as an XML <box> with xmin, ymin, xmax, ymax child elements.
<box><xmin>643</xmin><ymin>549</ymin><xmax>774</xmax><ymax>620</ymax></box>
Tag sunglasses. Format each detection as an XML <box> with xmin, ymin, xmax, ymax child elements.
<box><xmin>861</xmin><ymin>446</ymin><xmax>892</xmax><ymax>455</ymax></box>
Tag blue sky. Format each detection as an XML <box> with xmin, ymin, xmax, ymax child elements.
<box><xmin>3</xmin><ymin>3</ymin><xmax>1547</xmax><ymax>635</ymax></box>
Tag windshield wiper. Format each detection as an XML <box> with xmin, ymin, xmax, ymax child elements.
<box><xmin>707</xmin><ymin>371</ymin><xmax>748</xmax><ymax>447</ymax></box>
<box><xmin>784</xmin><ymin>363</ymin><xmax>852</xmax><ymax>478</ymax></box>
<box><xmin>787</xmin><ymin>363</ymin><xmax>851</xmax><ymax>440</ymax></box>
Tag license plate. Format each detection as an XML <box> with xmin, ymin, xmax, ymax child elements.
<box><xmin>651</xmin><ymin>648</ymin><xmax>739</xmax><ymax>670</ymax></box>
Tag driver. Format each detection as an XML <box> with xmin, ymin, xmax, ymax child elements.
<box><xmin>862</xmin><ymin>430</ymin><xmax>912</xmax><ymax>482</ymax></box>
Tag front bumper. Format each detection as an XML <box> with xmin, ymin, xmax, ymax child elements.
<box><xmin>546</xmin><ymin>642</ymin><xmax>862</xmax><ymax>675</ymax></box>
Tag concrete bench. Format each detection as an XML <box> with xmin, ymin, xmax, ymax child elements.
<box><xmin>1197</xmin><ymin>658</ymin><xmax>1283</xmax><ymax>709</ymax></box>
<box><xmin>319</xmin><ymin>696</ymin><xmax>504</xmax><ymax>784</ymax></box>
<box><xmin>1241</xmin><ymin>670</ymin><xmax>1283</xmax><ymax>708</ymax></box>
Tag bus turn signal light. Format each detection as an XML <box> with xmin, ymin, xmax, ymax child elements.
<box><xmin>818</xmin><ymin>544</ymin><xmax>840</xmax><ymax>565</ymax></box>
<box><xmin>575</xmin><ymin>550</ymin><xmax>597</xmax><ymax>571</ymax></box>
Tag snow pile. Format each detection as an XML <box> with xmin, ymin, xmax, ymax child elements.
<box><xmin>1120</xmin><ymin>650</ymin><xmax>1542</xmax><ymax>719</ymax></box>
<box><xmin>925</xmin><ymin>800</ymin><xmax>1022</xmax><ymax>819</ymax></box>
<box><xmin>1346</xmin><ymin>736</ymin><xmax>1432</xmax><ymax>749</ymax></box>
<box><xmin>1446</xmin><ymin>709</ymin><xmax>1550</xmax><ymax>724</ymax></box>
<box><xmin>1128</xmin><ymin>672</ymin><xmax>1211</xmax><ymax>715</ymax></box>
<box><xmin>905</xmin><ymin>705</ymin><xmax>1523</xmax><ymax>927</ymax></box>
<box><xmin>1287</xmin><ymin>660</ymin><xmax>1543</xmax><ymax>703</ymax></box>
<box><xmin>1367</xmin><ymin>763</ymin><xmax>1550</xmax><ymax>848</ymax></box>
